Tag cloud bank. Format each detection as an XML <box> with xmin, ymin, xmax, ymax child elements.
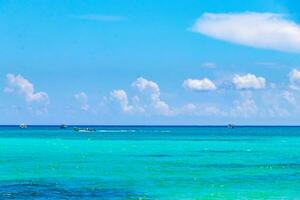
<box><xmin>191</xmin><ymin>12</ymin><xmax>300</xmax><ymax>53</ymax></box>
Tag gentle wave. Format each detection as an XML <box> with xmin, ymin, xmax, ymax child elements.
<box><xmin>97</xmin><ymin>130</ymin><xmax>137</xmax><ymax>133</ymax></box>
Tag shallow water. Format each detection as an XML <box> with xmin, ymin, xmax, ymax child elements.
<box><xmin>0</xmin><ymin>126</ymin><xmax>300</xmax><ymax>199</ymax></box>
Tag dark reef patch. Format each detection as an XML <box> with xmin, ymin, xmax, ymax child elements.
<box><xmin>0</xmin><ymin>180</ymin><xmax>150</xmax><ymax>199</ymax></box>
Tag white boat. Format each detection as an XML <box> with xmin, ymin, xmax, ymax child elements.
<box><xmin>60</xmin><ymin>124</ymin><xmax>68</xmax><ymax>129</ymax></box>
<box><xmin>19</xmin><ymin>124</ymin><xmax>27</xmax><ymax>129</ymax></box>
<box><xmin>74</xmin><ymin>127</ymin><xmax>96</xmax><ymax>132</ymax></box>
<box><xmin>227</xmin><ymin>124</ymin><xmax>235</xmax><ymax>129</ymax></box>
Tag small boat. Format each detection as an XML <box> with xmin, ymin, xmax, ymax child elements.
<box><xmin>19</xmin><ymin>124</ymin><xmax>27</xmax><ymax>129</ymax></box>
<box><xmin>60</xmin><ymin>124</ymin><xmax>68</xmax><ymax>129</ymax></box>
<box><xmin>227</xmin><ymin>124</ymin><xmax>235</xmax><ymax>129</ymax></box>
<box><xmin>74</xmin><ymin>127</ymin><xmax>96</xmax><ymax>132</ymax></box>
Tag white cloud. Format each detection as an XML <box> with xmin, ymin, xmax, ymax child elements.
<box><xmin>202</xmin><ymin>62</ymin><xmax>216</xmax><ymax>69</ymax></box>
<box><xmin>203</xmin><ymin>106</ymin><xmax>223</xmax><ymax>116</ymax></box>
<box><xmin>75</xmin><ymin>14</ymin><xmax>125</xmax><ymax>22</ymax></box>
<box><xmin>181</xmin><ymin>103</ymin><xmax>198</xmax><ymax>114</ymax></box>
<box><xmin>5</xmin><ymin>74</ymin><xmax>49</xmax><ymax>103</ymax></box>
<box><xmin>233</xmin><ymin>73</ymin><xmax>266</xmax><ymax>90</ymax></box>
<box><xmin>74</xmin><ymin>92</ymin><xmax>89</xmax><ymax>111</ymax></box>
<box><xmin>183</xmin><ymin>78</ymin><xmax>217</xmax><ymax>91</ymax></box>
<box><xmin>133</xmin><ymin>77</ymin><xmax>173</xmax><ymax>116</ymax></box>
<box><xmin>289</xmin><ymin>69</ymin><xmax>300</xmax><ymax>90</ymax></box>
<box><xmin>268</xmin><ymin>105</ymin><xmax>289</xmax><ymax>117</ymax></box>
<box><xmin>110</xmin><ymin>89</ymin><xmax>134</xmax><ymax>113</ymax></box>
<box><xmin>180</xmin><ymin>103</ymin><xmax>226</xmax><ymax>117</ymax></box>
<box><xmin>28</xmin><ymin>106</ymin><xmax>48</xmax><ymax>115</ymax></box>
<box><xmin>133</xmin><ymin>77</ymin><xmax>160</xmax><ymax>94</ymax></box>
<box><xmin>282</xmin><ymin>91</ymin><xmax>296</xmax><ymax>105</ymax></box>
<box><xmin>260</xmin><ymin>90</ymin><xmax>292</xmax><ymax>117</ymax></box>
<box><xmin>232</xmin><ymin>92</ymin><xmax>258</xmax><ymax>117</ymax></box>
<box><xmin>191</xmin><ymin>12</ymin><xmax>300</xmax><ymax>53</ymax></box>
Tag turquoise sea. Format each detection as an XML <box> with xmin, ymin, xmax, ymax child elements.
<box><xmin>0</xmin><ymin>126</ymin><xmax>300</xmax><ymax>199</ymax></box>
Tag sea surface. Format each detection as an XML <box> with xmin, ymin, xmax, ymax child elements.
<box><xmin>0</xmin><ymin>126</ymin><xmax>300</xmax><ymax>199</ymax></box>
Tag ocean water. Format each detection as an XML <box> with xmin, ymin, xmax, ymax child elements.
<box><xmin>0</xmin><ymin>126</ymin><xmax>300</xmax><ymax>199</ymax></box>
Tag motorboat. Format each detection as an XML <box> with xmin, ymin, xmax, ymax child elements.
<box><xmin>19</xmin><ymin>124</ymin><xmax>27</xmax><ymax>129</ymax></box>
<box><xmin>74</xmin><ymin>127</ymin><xmax>96</xmax><ymax>132</ymax></box>
<box><xmin>227</xmin><ymin>124</ymin><xmax>235</xmax><ymax>129</ymax></box>
<box><xmin>60</xmin><ymin>124</ymin><xmax>68</xmax><ymax>129</ymax></box>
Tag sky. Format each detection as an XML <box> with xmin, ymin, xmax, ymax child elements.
<box><xmin>1</xmin><ymin>0</ymin><xmax>300</xmax><ymax>125</ymax></box>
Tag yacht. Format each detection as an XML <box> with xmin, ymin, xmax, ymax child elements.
<box><xmin>19</xmin><ymin>124</ymin><xmax>27</xmax><ymax>129</ymax></box>
<box><xmin>60</xmin><ymin>124</ymin><xmax>68</xmax><ymax>129</ymax></box>
<box><xmin>227</xmin><ymin>124</ymin><xmax>235</xmax><ymax>129</ymax></box>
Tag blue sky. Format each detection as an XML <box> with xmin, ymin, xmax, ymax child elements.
<box><xmin>1</xmin><ymin>0</ymin><xmax>300</xmax><ymax>125</ymax></box>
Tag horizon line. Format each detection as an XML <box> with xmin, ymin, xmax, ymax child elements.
<box><xmin>1</xmin><ymin>124</ymin><xmax>300</xmax><ymax>127</ymax></box>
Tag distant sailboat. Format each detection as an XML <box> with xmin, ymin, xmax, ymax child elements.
<box><xmin>19</xmin><ymin>123</ymin><xmax>27</xmax><ymax>129</ymax></box>
<box><xmin>60</xmin><ymin>124</ymin><xmax>68</xmax><ymax>129</ymax></box>
<box><xmin>227</xmin><ymin>124</ymin><xmax>235</xmax><ymax>129</ymax></box>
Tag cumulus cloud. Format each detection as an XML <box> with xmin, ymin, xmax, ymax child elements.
<box><xmin>4</xmin><ymin>74</ymin><xmax>49</xmax><ymax>103</ymax></box>
<box><xmin>183</xmin><ymin>78</ymin><xmax>217</xmax><ymax>91</ymax></box>
<box><xmin>110</xmin><ymin>89</ymin><xmax>134</xmax><ymax>113</ymax></box>
<box><xmin>289</xmin><ymin>69</ymin><xmax>300</xmax><ymax>90</ymax></box>
<box><xmin>232</xmin><ymin>92</ymin><xmax>258</xmax><ymax>117</ymax></box>
<box><xmin>132</xmin><ymin>77</ymin><xmax>173</xmax><ymax>116</ymax></box>
<box><xmin>191</xmin><ymin>12</ymin><xmax>300</xmax><ymax>53</ymax></box>
<box><xmin>282</xmin><ymin>91</ymin><xmax>296</xmax><ymax>105</ymax></box>
<box><xmin>74</xmin><ymin>92</ymin><xmax>89</xmax><ymax>111</ymax></box>
<box><xmin>233</xmin><ymin>73</ymin><xmax>266</xmax><ymax>90</ymax></box>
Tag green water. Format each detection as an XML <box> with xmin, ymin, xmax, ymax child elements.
<box><xmin>0</xmin><ymin>126</ymin><xmax>300</xmax><ymax>199</ymax></box>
